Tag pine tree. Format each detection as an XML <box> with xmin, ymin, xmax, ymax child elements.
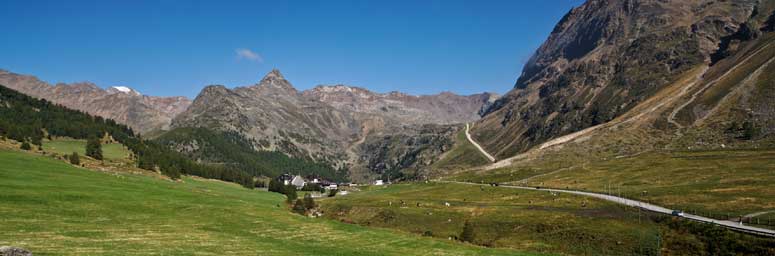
<box><xmin>69</xmin><ymin>152</ymin><xmax>80</xmax><ymax>165</ymax></box>
<box><xmin>285</xmin><ymin>185</ymin><xmax>297</xmax><ymax>202</ymax></box>
<box><xmin>86</xmin><ymin>136</ymin><xmax>103</xmax><ymax>160</ymax></box>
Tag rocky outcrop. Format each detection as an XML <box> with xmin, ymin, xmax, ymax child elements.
<box><xmin>0</xmin><ymin>246</ymin><xmax>32</xmax><ymax>256</ymax></box>
<box><xmin>473</xmin><ymin>0</ymin><xmax>760</xmax><ymax>158</ymax></box>
<box><xmin>303</xmin><ymin>85</ymin><xmax>498</xmax><ymax>125</ymax></box>
<box><xmin>353</xmin><ymin>124</ymin><xmax>457</xmax><ymax>181</ymax></box>
<box><xmin>0</xmin><ymin>70</ymin><xmax>191</xmax><ymax>134</ymax></box>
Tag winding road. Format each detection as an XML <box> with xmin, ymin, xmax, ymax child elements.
<box><xmin>442</xmin><ymin>180</ymin><xmax>775</xmax><ymax>237</ymax></box>
<box><xmin>465</xmin><ymin>123</ymin><xmax>496</xmax><ymax>162</ymax></box>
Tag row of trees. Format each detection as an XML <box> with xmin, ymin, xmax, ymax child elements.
<box><xmin>0</xmin><ymin>85</ymin><xmax>255</xmax><ymax>188</ymax></box>
<box><xmin>268</xmin><ymin>179</ymin><xmax>298</xmax><ymax>202</ymax></box>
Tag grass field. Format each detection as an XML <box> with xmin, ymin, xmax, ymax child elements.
<box><xmin>320</xmin><ymin>183</ymin><xmax>665</xmax><ymax>255</ymax></box>
<box><xmin>0</xmin><ymin>150</ymin><xmax>532</xmax><ymax>255</ymax></box>
<box><xmin>452</xmin><ymin>149</ymin><xmax>775</xmax><ymax>218</ymax></box>
<box><xmin>43</xmin><ymin>138</ymin><xmax>131</xmax><ymax>161</ymax></box>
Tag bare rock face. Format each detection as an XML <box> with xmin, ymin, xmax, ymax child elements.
<box><xmin>172</xmin><ymin>69</ymin><xmax>361</xmax><ymax>167</ymax></box>
<box><xmin>473</xmin><ymin>0</ymin><xmax>760</xmax><ymax>158</ymax></box>
<box><xmin>303</xmin><ymin>84</ymin><xmax>498</xmax><ymax>125</ymax></box>
<box><xmin>0</xmin><ymin>246</ymin><xmax>32</xmax><ymax>256</ymax></box>
<box><xmin>172</xmin><ymin>69</ymin><xmax>494</xmax><ymax>180</ymax></box>
<box><xmin>0</xmin><ymin>70</ymin><xmax>191</xmax><ymax>134</ymax></box>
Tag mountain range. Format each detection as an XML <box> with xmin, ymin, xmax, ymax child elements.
<box><xmin>0</xmin><ymin>69</ymin><xmax>191</xmax><ymax>134</ymax></box>
<box><xmin>0</xmin><ymin>68</ymin><xmax>496</xmax><ymax>181</ymax></box>
<box><xmin>169</xmin><ymin>69</ymin><xmax>496</xmax><ymax>181</ymax></box>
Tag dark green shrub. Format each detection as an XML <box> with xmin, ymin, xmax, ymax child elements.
<box><xmin>461</xmin><ymin>220</ymin><xmax>475</xmax><ymax>243</ymax></box>
<box><xmin>69</xmin><ymin>152</ymin><xmax>80</xmax><ymax>165</ymax></box>
<box><xmin>303</xmin><ymin>194</ymin><xmax>316</xmax><ymax>210</ymax></box>
<box><xmin>292</xmin><ymin>199</ymin><xmax>306</xmax><ymax>215</ymax></box>
<box><xmin>86</xmin><ymin>136</ymin><xmax>103</xmax><ymax>160</ymax></box>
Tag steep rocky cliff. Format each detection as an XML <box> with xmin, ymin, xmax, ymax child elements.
<box><xmin>0</xmin><ymin>70</ymin><xmax>191</xmax><ymax>134</ymax></box>
<box><xmin>473</xmin><ymin>0</ymin><xmax>762</xmax><ymax>159</ymax></box>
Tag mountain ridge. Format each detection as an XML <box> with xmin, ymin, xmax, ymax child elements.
<box><xmin>473</xmin><ymin>0</ymin><xmax>764</xmax><ymax>159</ymax></box>
<box><xmin>0</xmin><ymin>69</ymin><xmax>191</xmax><ymax>134</ymax></box>
<box><xmin>170</xmin><ymin>69</ymin><xmax>495</xmax><ymax>181</ymax></box>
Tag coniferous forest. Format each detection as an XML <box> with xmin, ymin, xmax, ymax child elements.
<box><xmin>0</xmin><ymin>85</ymin><xmax>255</xmax><ymax>187</ymax></box>
<box><xmin>156</xmin><ymin>127</ymin><xmax>349</xmax><ymax>182</ymax></box>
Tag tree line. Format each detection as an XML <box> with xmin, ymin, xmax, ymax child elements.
<box><xmin>0</xmin><ymin>85</ymin><xmax>254</xmax><ymax>187</ymax></box>
<box><xmin>155</xmin><ymin>127</ymin><xmax>349</xmax><ymax>182</ymax></box>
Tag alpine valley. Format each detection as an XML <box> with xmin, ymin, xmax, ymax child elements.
<box><xmin>2</xmin><ymin>0</ymin><xmax>775</xmax><ymax>255</ymax></box>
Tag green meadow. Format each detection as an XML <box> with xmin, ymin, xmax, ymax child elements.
<box><xmin>43</xmin><ymin>138</ymin><xmax>131</xmax><ymax>161</ymax></box>
<box><xmin>0</xmin><ymin>150</ymin><xmax>533</xmax><ymax>255</ymax></box>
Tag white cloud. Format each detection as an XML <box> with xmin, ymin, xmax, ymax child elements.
<box><xmin>235</xmin><ymin>48</ymin><xmax>263</xmax><ymax>62</ymax></box>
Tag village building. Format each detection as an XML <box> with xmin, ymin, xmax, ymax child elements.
<box><xmin>291</xmin><ymin>175</ymin><xmax>306</xmax><ymax>189</ymax></box>
<box><xmin>275</xmin><ymin>173</ymin><xmax>294</xmax><ymax>186</ymax></box>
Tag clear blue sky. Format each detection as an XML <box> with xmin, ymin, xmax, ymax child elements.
<box><xmin>1</xmin><ymin>0</ymin><xmax>583</xmax><ymax>98</ymax></box>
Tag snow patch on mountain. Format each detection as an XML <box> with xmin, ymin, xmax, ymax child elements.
<box><xmin>108</xmin><ymin>86</ymin><xmax>141</xmax><ymax>96</ymax></box>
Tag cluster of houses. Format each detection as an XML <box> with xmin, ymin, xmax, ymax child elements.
<box><xmin>275</xmin><ymin>173</ymin><xmax>387</xmax><ymax>190</ymax></box>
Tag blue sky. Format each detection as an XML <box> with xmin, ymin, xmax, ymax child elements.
<box><xmin>1</xmin><ymin>0</ymin><xmax>583</xmax><ymax>98</ymax></box>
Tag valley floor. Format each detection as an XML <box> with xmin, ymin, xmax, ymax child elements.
<box><xmin>319</xmin><ymin>182</ymin><xmax>775</xmax><ymax>255</ymax></box>
<box><xmin>0</xmin><ymin>150</ymin><xmax>533</xmax><ymax>255</ymax></box>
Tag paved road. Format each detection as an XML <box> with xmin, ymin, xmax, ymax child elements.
<box><xmin>442</xmin><ymin>180</ymin><xmax>775</xmax><ymax>237</ymax></box>
<box><xmin>465</xmin><ymin>123</ymin><xmax>496</xmax><ymax>162</ymax></box>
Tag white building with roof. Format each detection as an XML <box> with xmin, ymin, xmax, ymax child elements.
<box><xmin>291</xmin><ymin>175</ymin><xmax>306</xmax><ymax>189</ymax></box>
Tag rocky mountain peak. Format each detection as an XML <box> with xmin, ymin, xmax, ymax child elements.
<box><xmin>254</xmin><ymin>69</ymin><xmax>297</xmax><ymax>95</ymax></box>
<box><xmin>474</xmin><ymin>0</ymin><xmax>761</xmax><ymax>159</ymax></box>
<box><xmin>264</xmin><ymin>69</ymin><xmax>285</xmax><ymax>80</ymax></box>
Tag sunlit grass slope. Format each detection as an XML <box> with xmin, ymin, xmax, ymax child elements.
<box><xmin>0</xmin><ymin>150</ymin><xmax>533</xmax><ymax>255</ymax></box>
<box><xmin>43</xmin><ymin>138</ymin><xmax>130</xmax><ymax>160</ymax></box>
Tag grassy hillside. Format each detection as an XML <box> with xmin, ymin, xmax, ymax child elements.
<box><xmin>0</xmin><ymin>84</ymin><xmax>255</xmax><ymax>186</ymax></box>
<box><xmin>43</xmin><ymin>138</ymin><xmax>131</xmax><ymax>161</ymax></box>
<box><xmin>452</xmin><ymin>149</ymin><xmax>775</xmax><ymax>218</ymax></box>
<box><xmin>430</xmin><ymin>129</ymin><xmax>490</xmax><ymax>173</ymax></box>
<box><xmin>0</xmin><ymin>150</ymin><xmax>531</xmax><ymax>255</ymax></box>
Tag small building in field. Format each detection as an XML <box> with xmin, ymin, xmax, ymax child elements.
<box><xmin>374</xmin><ymin>180</ymin><xmax>384</xmax><ymax>186</ymax></box>
<box><xmin>291</xmin><ymin>175</ymin><xmax>307</xmax><ymax>189</ymax></box>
